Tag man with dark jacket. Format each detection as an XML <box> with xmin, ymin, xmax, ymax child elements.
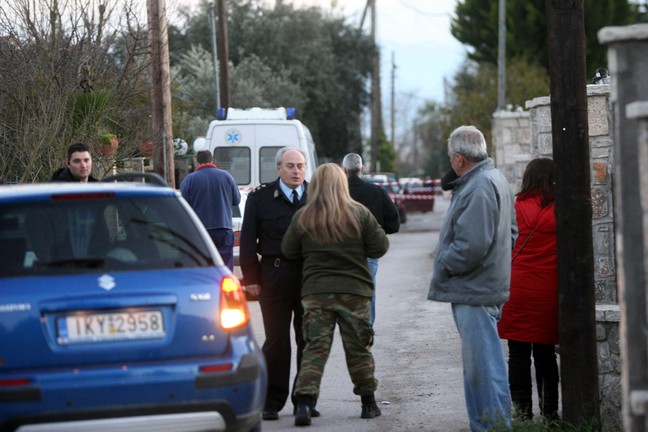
<box><xmin>342</xmin><ymin>153</ymin><xmax>400</xmax><ymax>325</ymax></box>
<box><xmin>181</xmin><ymin>150</ymin><xmax>241</xmax><ymax>270</ymax></box>
<box><xmin>51</xmin><ymin>143</ymin><xmax>98</xmax><ymax>182</ymax></box>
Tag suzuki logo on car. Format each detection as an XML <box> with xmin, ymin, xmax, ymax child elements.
<box><xmin>0</xmin><ymin>303</ymin><xmax>31</xmax><ymax>313</ymax></box>
<box><xmin>98</xmin><ymin>274</ymin><xmax>116</xmax><ymax>291</ymax></box>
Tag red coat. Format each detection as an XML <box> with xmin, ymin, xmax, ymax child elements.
<box><xmin>497</xmin><ymin>191</ymin><xmax>558</xmax><ymax>344</ymax></box>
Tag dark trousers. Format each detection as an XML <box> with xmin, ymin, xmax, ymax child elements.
<box><xmin>207</xmin><ymin>228</ymin><xmax>234</xmax><ymax>271</ymax></box>
<box><xmin>507</xmin><ymin>340</ymin><xmax>560</xmax><ymax>420</ymax></box>
<box><xmin>259</xmin><ymin>257</ymin><xmax>305</xmax><ymax>411</ymax></box>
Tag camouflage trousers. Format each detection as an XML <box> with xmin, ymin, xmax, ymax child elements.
<box><xmin>293</xmin><ymin>293</ymin><xmax>377</xmax><ymax>398</ymax></box>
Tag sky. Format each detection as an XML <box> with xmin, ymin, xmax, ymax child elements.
<box><xmin>174</xmin><ymin>0</ymin><xmax>466</xmax><ymax>106</ymax></box>
<box><xmin>325</xmin><ymin>0</ymin><xmax>466</xmax><ymax>105</ymax></box>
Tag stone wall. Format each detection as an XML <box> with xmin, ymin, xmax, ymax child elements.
<box><xmin>524</xmin><ymin>85</ymin><xmax>617</xmax><ymax>304</ymax></box>
<box><xmin>492</xmin><ymin>84</ymin><xmax>621</xmax><ymax>423</ymax></box>
<box><xmin>596</xmin><ymin>305</ymin><xmax>622</xmax><ymax>421</ymax></box>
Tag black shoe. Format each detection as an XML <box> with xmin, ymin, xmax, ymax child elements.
<box><xmin>294</xmin><ymin>400</ymin><xmax>311</xmax><ymax>426</ymax></box>
<box><xmin>262</xmin><ymin>408</ymin><xmax>279</xmax><ymax>420</ymax></box>
<box><xmin>360</xmin><ymin>393</ymin><xmax>382</xmax><ymax>419</ymax></box>
<box><xmin>309</xmin><ymin>404</ymin><xmax>321</xmax><ymax>418</ymax></box>
<box><xmin>293</xmin><ymin>403</ymin><xmax>320</xmax><ymax>418</ymax></box>
<box><xmin>361</xmin><ymin>403</ymin><xmax>382</xmax><ymax>419</ymax></box>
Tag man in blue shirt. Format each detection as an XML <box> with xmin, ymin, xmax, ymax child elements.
<box><xmin>181</xmin><ymin>150</ymin><xmax>240</xmax><ymax>270</ymax></box>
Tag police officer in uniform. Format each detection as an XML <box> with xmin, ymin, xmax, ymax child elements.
<box><xmin>240</xmin><ymin>146</ymin><xmax>319</xmax><ymax>420</ymax></box>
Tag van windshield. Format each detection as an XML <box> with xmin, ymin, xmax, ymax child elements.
<box><xmin>214</xmin><ymin>147</ymin><xmax>251</xmax><ymax>185</ymax></box>
<box><xmin>260</xmin><ymin>146</ymin><xmax>282</xmax><ymax>183</ymax></box>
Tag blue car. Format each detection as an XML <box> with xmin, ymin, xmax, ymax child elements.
<box><xmin>0</xmin><ymin>174</ymin><xmax>266</xmax><ymax>432</ymax></box>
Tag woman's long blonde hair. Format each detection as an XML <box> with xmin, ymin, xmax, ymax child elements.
<box><xmin>297</xmin><ymin>163</ymin><xmax>362</xmax><ymax>244</ymax></box>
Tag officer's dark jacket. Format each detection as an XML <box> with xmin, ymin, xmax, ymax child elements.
<box><xmin>239</xmin><ymin>178</ymin><xmax>307</xmax><ymax>286</ymax></box>
<box><xmin>347</xmin><ymin>175</ymin><xmax>400</xmax><ymax>234</ymax></box>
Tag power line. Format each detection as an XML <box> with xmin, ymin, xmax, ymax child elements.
<box><xmin>398</xmin><ymin>0</ymin><xmax>450</xmax><ymax>17</ymax></box>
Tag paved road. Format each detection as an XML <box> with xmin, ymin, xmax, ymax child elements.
<box><xmin>245</xmin><ymin>197</ymin><xmax>473</xmax><ymax>431</ymax></box>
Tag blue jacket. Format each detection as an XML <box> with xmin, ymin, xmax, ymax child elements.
<box><xmin>180</xmin><ymin>165</ymin><xmax>240</xmax><ymax>230</ymax></box>
<box><xmin>428</xmin><ymin>158</ymin><xmax>518</xmax><ymax>306</ymax></box>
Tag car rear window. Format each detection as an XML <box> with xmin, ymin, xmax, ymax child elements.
<box><xmin>0</xmin><ymin>196</ymin><xmax>214</xmax><ymax>277</ymax></box>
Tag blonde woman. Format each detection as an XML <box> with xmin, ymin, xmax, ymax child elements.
<box><xmin>282</xmin><ymin>163</ymin><xmax>389</xmax><ymax>427</ymax></box>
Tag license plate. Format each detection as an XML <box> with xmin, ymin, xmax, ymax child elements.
<box><xmin>57</xmin><ymin>310</ymin><xmax>165</xmax><ymax>344</ymax></box>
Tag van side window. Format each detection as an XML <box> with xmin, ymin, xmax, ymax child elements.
<box><xmin>260</xmin><ymin>146</ymin><xmax>283</xmax><ymax>184</ymax></box>
<box><xmin>214</xmin><ymin>147</ymin><xmax>251</xmax><ymax>185</ymax></box>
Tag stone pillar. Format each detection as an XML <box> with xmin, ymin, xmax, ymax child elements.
<box><xmin>525</xmin><ymin>96</ymin><xmax>553</xmax><ymax>158</ymax></box>
<box><xmin>599</xmin><ymin>24</ymin><xmax>648</xmax><ymax>432</ymax></box>
<box><xmin>525</xmin><ymin>86</ymin><xmax>616</xmax><ymax>304</ymax></box>
<box><xmin>588</xmin><ymin>86</ymin><xmax>616</xmax><ymax>304</ymax></box>
<box><xmin>523</xmin><ymin>85</ymin><xmax>620</xmax><ymax>424</ymax></box>
<box><xmin>492</xmin><ymin>110</ymin><xmax>531</xmax><ymax>192</ymax></box>
<box><xmin>625</xmin><ymin>101</ymin><xmax>648</xmax><ymax>429</ymax></box>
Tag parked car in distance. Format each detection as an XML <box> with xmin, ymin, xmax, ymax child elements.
<box><xmin>0</xmin><ymin>174</ymin><xmax>266</xmax><ymax>432</ymax></box>
<box><xmin>400</xmin><ymin>177</ymin><xmax>435</xmax><ymax>213</ymax></box>
<box><xmin>361</xmin><ymin>172</ymin><xmax>407</xmax><ymax>224</ymax></box>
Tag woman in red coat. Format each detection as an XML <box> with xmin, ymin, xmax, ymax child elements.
<box><xmin>497</xmin><ymin>158</ymin><xmax>559</xmax><ymax>421</ymax></box>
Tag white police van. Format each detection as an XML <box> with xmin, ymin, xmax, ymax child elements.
<box><xmin>201</xmin><ymin>107</ymin><xmax>318</xmax><ymax>190</ymax></box>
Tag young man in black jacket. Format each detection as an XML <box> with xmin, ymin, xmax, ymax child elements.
<box><xmin>51</xmin><ymin>143</ymin><xmax>98</xmax><ymax>183</ymax></box>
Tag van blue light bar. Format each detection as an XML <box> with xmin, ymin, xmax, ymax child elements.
<box><xmin>216</xmin><ymin>107</ymin><xmax>227</xmax><ymax>120</ymax></box>
<box><xmin>286</xmin><ymin>107</ymin><xmax>296</xmax><ymax>120</ymax></box>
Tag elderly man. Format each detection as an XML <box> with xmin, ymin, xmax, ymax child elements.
<box><xmin>240</xmin><ymin>146</ymin><xmax>319</xmax><ymax>421</ymax></box>
<box><xmin>428</xmin><ymin>125</ymin><xmax>517</xmax><ymax>431</ymax></box>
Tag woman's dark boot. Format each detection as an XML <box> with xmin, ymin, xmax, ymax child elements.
<box><xmin>294</xmin><ymin>395</ymin><xmax>312</xmax><ymax>427</ymax></box>
<box><xmin>360</xmin><ymin>393</ymin><xmax>381</xmax><ymax>419</ymax></box>
<box><xmin>540</xmin><ymin>382</ymin><xmax>560</xmax><ymax>422</ymax></box>
<box><xmin>511</xmin><ymin>389</ymin><xmax>533</xmax><ymax>420</ymax></box>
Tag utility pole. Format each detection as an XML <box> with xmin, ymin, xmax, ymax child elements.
<box><xmin>370</xmin><ymin>0</ymin><xmax>381</xmax><ymax>172</ymax></box>
<box><xmin>360</xmin><ymin>0</ymin><xmax>383</xmax><ymax>172</ymax></box>
<box><xmin>217</xmin><ymin>0</ymin><xmax>230</xmax><ymax>109</ymax></box>
<box><xmin>209</xmin><ymin>3</ymin><xmax>220</xmax><ymax>112</ymax></box>
<box><xmin>147</xmin><ymin>0</ymin><xmax>175</xmax><ymax>187</ymax></box>
<box><xmin>497</xmin><ymin>0</ymin><xmax>506</xmax><ymax>110</ymax></box>
<box><xmin>546</xmin><ymin>0</ymin><xmax>600</xmax><ymax>428</ymax></box>
<box><xmin>390</xmin><ymin>51</ymin><xmax>395</xmax><ymax>145</ymax></box>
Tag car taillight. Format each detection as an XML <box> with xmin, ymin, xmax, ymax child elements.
<box><xmin>0</xmin><ymin>378</ymin><xmax>30</xmax><ymax>387</ymax></box>
<box><xmin>199</xmin><ymin>363</ymin><xmax>234</xmax><ymax>373</ymax></box>
<box><xmin>219</xmin><ymin>276</ymin><xmax>249</xmax><ymax>330</ymax></box>
<box><xmin>233</xmin><ymin>230</ymin><xmax>241</xmax><ymax>247</ymax></box>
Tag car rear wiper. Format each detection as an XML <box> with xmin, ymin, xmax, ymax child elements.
<box><xmin>35</xmin><ymin>258</ymin><xmax>106</xmax><ymax>269</ymax></box>
<box><xmin>128</xmin><ymin>218</ymin><xmax>213</xmax><ymax>266</ymax></box>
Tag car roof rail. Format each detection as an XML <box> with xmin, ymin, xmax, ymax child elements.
<box><xmin>102</xmin><ymin>172</ymin><xmax>168</xmax><ymax>186</ymax></box>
